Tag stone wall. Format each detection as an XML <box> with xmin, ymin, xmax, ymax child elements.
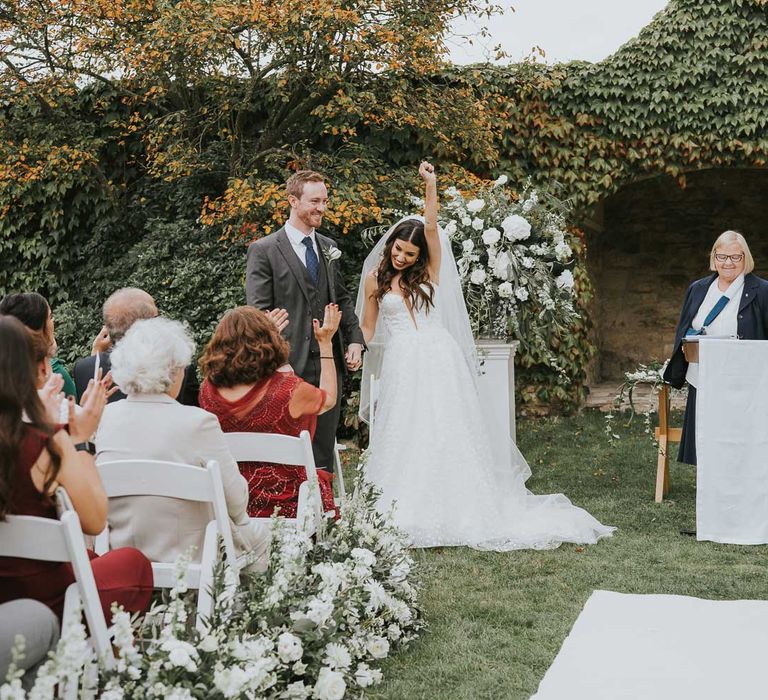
<box><xmin>582</xmin><ymin>168</ymin><xmax>768</xmax><ymax>380</ymax></box>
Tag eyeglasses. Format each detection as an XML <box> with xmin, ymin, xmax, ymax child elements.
<box><xmin>714</xmin><ymin>253</ymin><xmax>744</xmax><ymax>263</ymax></box>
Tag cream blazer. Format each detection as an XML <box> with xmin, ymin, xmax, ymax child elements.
<box><xmin>95</xmin><ymin>393</ymin><xmax>268</xmax><ymax>565</ymax></box>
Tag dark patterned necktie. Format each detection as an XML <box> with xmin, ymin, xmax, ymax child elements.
<box><xmin>302</xmin><ymin>236</ymin><xmax>319</xmax><ymax>285</ymax></box>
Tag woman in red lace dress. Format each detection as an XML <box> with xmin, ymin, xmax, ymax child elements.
<box><xmin>199</xmin><ymin>305</ymin><xmax>341</xmax><ymax>518</ymax></box>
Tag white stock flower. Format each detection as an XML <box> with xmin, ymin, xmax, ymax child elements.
<box><xmin>556</xmin><ymin>270</ymin><xmax>575</xmax><ymax>289</ymax></box>
<box><xmin>313</xmin><ymin>667</ymin><xmax>346</xmax><ymax>700</ymax></box>
<box><xmin>521</xmin><ymin>256</ymin><xmax>535</xmax><ymax>269</ymax></box>
<box><xmin>471</xmin><ymin>217</ymin><xmax>484</xmax><ymax>231</ymax></box>
<box><xmin>493</xmin><ymin>174</ymin><xmax>509</xmax><ymax>187</ymax></box>
<box><xmin>515</xmin><ymin>287</ymin><xmax>529</xmax><ymax>302</ymax></box>
<box><xmin>498</xmin><ymin>282</ymin><xmax>514</xmax><ymax>298</ymax></box>
<box><xmin>462</xmin><ymin>239</ymin><xmax>475</xmax><ymax>254</ymax></box>
<box><xmin>214</xmin><ymin>666</ymin><xmax>249</xmax><ymax>698</ymax></box>
<box><xmin>493</xmin><ymin>251</ymin><xmax>511</xmax><ymax>280</ymax></box>
<box><xmin>277</xmin><ymin>632</ymin><xmax>304</xmax><ymax>663</ymax></box>
<box><xmin>323</xmin><ymin>643</ymin><xmax>352</xmax><ymax>670</ymax></box>
<box><xmin>470</xmin><ymin>268</ymin><xmax>486</xmax><ymax>285</ymax></box>
<box><xmin>366</xmin><ymin>636</ymin><xmax>390</xmax><ymax>659</ymax></box>
<box><xmin>466</xmin><ymin>198</ymin><xmax>485</xmax><ymax>213</ymax></box>
<box><xmin>555</xmin><ymin>241</ymin><xmax>572</xmax><ymax>261</ymax></box>
<box><xmin>350</xmin><ymin>548</ymin><xmax>376</xmax><ymax>568</ymax></box>
<box><xmin>521</xmin><ymin>190</ymin><xmax>539</xmax><ymax>212</ymax></box>
<box><xmin>502</xmin><ymin>214</ymin><xmax>531</xmax><ymax>241</ymax></box>
<box><xmin>481</xmin><ymin>227</ymin><xmax>501</xmax><ymax>247</ymax></box>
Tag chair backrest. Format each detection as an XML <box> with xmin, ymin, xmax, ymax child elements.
<box><xmin>224</xmin><ymin>430</ymin><xmax>319</xmax><ymax>489</ymax></box>
<box><xmin>0</xmin><ymin>500</ymin><xmax>113</xmax><ymax>664</ymax></box>
<box><xmin>95</xmin><ymin>460</ymin><xmax>238</xmax><ymax>570</ymax></box>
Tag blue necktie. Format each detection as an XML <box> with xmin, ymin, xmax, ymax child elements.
<box><xmin>302</xmin><ymin>236</ymin><xmax>319</xmax><ymax>286</ymax></box>
<box><xmin>686</xmin><ymin>294</ymin><xmax>730</xmax><ymax>336</ymax></box>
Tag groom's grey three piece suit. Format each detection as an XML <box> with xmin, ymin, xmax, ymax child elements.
<box><xmin>245</xmin><ymin>226</ymin><xmax>364</xmax><ymax>471</ymax></box>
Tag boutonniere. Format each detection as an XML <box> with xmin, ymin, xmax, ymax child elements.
<box><xmin>325</xmin><ymin>245</ymin><xmax>342</xmax><ymax>263</ymax></box>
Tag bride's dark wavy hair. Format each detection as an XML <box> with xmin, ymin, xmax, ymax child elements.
<box><xmin>374</xmin><ymin>219</ymin><xmax>435</xmax><ymax>312</ymax></box>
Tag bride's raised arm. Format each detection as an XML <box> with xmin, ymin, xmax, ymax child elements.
<box><xmin>419</xmin><ymin>161</ymin><xmax>441</xmax><ymax>283</ymax></box>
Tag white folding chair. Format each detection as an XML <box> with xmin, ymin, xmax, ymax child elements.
<box><xmin>333</xmin><ymin>442</ymin><xmax>348</xmax><ymax>504</ymax></box>
<box><xmin>224</xmin><ymin>430</ymin><xmax>326</xmax><ymax>536</ymax></box>
<box><xmin>94</xmin><ymin>459</ymin><xmax>237</xmax><ymax>632</ymax></box>
<box><xmin>0</xmin><ymin>491</ymin><xmax>115</xmax><ymax>670</ymax></box>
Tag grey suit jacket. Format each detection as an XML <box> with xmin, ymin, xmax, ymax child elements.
<box><xmin>245</xmin><ymin>227</ymin><xmax>365</xmax><ymax>377</ymax></box>
<box><xmin>94</xmin><ymin>394</ymin><xmax>269</xmax><ymax>566</ymax></box>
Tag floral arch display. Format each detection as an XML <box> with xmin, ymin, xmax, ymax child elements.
<box><xmin>466</xmin><ymin>0</ymin><xmax>768</xmax><ymax>380</ymax></box>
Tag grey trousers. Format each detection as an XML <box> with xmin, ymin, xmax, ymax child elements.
<box><xmin>300</xmin><ymin>356</ymin><xmax>342</xmax><ymax>472</ymax></box>
<box><xmin>0</xmin><ymin>599</ymin><xmax>60</xmax><ymax>689</ymax></box>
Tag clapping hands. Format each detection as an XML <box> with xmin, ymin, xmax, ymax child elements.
<box><xmin>267</xmin><ymin>308</ymin><xmax>290</xmax><ymax>333</ymax></box>
<box><xmin>313</xmin><ymin>304</ymin><xmax>341</xmax><ymax>345</ymax></box>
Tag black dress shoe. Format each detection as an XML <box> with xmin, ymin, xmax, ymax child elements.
<box><xmin>679</xmin><ymin>528</ymin><xmax>696</xmax><ymax>536</ymax></box>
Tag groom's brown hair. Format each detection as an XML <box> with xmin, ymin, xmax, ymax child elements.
<box><xmin>286</xmin><ymin>170</ymin><xmax>325</xmax><ymax>199</ymax></box>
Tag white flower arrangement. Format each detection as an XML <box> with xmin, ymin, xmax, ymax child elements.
<box><xmin>1</xmin><ymin>475</ymin><xmax>423</xmax><ymax>699</ymax></box>
<box><xmin>440</xmin><ymin>178</ymin><xmax>581</xmax><ymax>363</ymax></box>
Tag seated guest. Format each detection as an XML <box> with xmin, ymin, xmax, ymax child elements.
<box><xmin>72</xmin><ymin>287</ymin><xmax>199</xmax><ymax>406</ymax></box>
<box><xmin>0</xmin><ymin>599</ymin><xmax>59</xmax><ymax>690</ymax></box>
<box><xmin>0</xmin><ymin>292</ymin><xmax>76</xmax><ymax>398</ymax></box>
<box><xmin>0</xmin><ymin>317</ymin><xmax>153</xmax><ymax>621</ymax></box>
<box><xmin>199</xmin><ymin>305</ymin><xmax>340</xmax><ymax>518</ymax></box>
<box><xmin>663</xmin><ymin>230</ymin><xmax>768</xmax><ymax>465</ymax></box>
<box><xmin>95</xmin><ymin>317</ymin><xmax>269</xmax><ymax>568</ymax></box>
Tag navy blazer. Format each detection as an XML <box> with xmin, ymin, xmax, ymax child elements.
<box><xmin>663</xmin><ymin>272</ymin><xmax>768</xmax><ymax>389</ymax></box>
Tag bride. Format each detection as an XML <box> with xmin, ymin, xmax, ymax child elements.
<box><xmin>355</xmin><ymin>161</ymin><xmax>615</xmax><ymax>550</ymax></box>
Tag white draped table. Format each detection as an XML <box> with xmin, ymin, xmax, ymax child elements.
<box><xmin>696</xmin><ymin>338</ymin><xmax>768</xmax><ymax>544</ymax></box>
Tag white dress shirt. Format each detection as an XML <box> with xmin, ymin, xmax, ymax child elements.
<box><xmin>285</xmin><ymin>221</ymin><xmax>319</xmax><ymax>267</ymax></box>
<box><xmin>686</xmin><ymin>273</ymin><xmax>743</xmax><ymax>387</ymax></box>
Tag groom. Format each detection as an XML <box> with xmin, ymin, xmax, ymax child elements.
<box><xmin>245</xmin><ymin>170</ymin><xmax>365</xmax><ymax>471</ymax></box>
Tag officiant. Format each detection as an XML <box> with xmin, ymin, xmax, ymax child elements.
<box><xmin>663</xmin><ymin>230</ymin><xmax>768</xmax><ymax>465</ymax></box>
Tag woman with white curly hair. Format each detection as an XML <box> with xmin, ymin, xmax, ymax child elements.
<box><xmin>95</xmin><ymin>317</ymin><xmax>269</xmax><ymax>568</ymax></box>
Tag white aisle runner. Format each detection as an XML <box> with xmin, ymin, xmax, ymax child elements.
<box><xmin>697</xmin><ymin>338</ymin><xmax>768</xmax><ymax>544</ymax></box>
<box><xmin>532</xmin><ymin>590</ymin><xmax>768</xmax><ymax>700</ymax></box>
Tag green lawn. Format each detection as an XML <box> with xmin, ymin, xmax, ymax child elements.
<box><xmin>354</xmin><ymin>410</ymin><xmax>768</xmax><ymax>700</ymax></box>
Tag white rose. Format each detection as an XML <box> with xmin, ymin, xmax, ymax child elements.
<box><xmin>198</xmin><ymin>635</ymin><xmax>218</xmax><ymax>653</ymax></box>
<box><xmin>462</xmin><ymin>239</ymin><xmax>474</xmax><ymax>254</ymax></box>
<box><xmin>481</xmin><ymin>228</ymin><xmax>501</xmax><ymax>246</ymax></box>
<box><xmin>167</xmin><ymin>647</ymin><xmax>197</xmax><ymax>672</ymax></box>
<box><xmin>555</xmin><ymin>241</ymin><xmax>572</xmax><ymax>261</ymax></box>
<box><xmin>502</xmin><ymin>214</ymin><xmax>531</xmax><ymax>241</ymax></box>
<box><xmin>470</xmin><ymin>268</ymin><xmax>487</xmax><ymax>285</ymax></box>
<box><xmin>521</xmin><ymin>256</ymin><xmax>535</xmax><ymax>269</ymax></box>
<box><xmin>323</xmin><ymin>642</ymin><xmax>352</xmax><ymax>670</ymax></box>
<box><xmin>355</xmin><ymin>663</ymin><xmax>376</xmax><ymax>688</ymax></box>
<box><xmin>306</xmin><ymin>599</ymin><xmax>334</xmax><ymax>626</ymax></box>
<box><xmin>313</xmin><ymin>667</ymin><xmax>346</xmax><ymax>700</ymax></box>
<box><xmin>556</xmin><ymin>269</ymin><xmax>575</xmax><ymax>290</ymax></box>
<box><xmin>498</xmin><ymin>282</ymin><xmax>514</xmax><ymax>298</ymax></box>
<box><xmin>461</xmin><ymin>216</ymin><xmax>472</xmax><ymax>226</ymax></box>
<box><xmin>493</xmin><ymin>174</ymin><xmax>509</xmax><ymax>187</ymax></box>
<box><xmin>515</xmin><ymin>287</ymin><xmax>529</xmax><ymax>301</ymax></box>
<box><xmin>471</xmin><ymin>217</ymin><xmax>484</xmax><ymax>231</ymax></box>
<box><xmin>214</xmin><ymin>667</ymin><xmax>249</xmax><ymax>698</ymax></box>
<box><xmin>444</xmin><ymin>220</ymin><xmax>457</xmax><ymax>235</ymax></box>
<box><xmin>493</xmin><ymin>251</ymin><xmax>511</xmax><ymax>280</ymax></box>
<box><xmin>277</xmin><ymin>632</ymin><xmax>303</xmax><ymax>663</ymax></box>
<box><xmin>466</xmin><ymin>198</ymin><xmax>485</xmax><ymax>213</ymax></box>
<box><xmin>366</xmin><ymin>636</ymin><xmax>390</xmax><ymax>659</ymax></box>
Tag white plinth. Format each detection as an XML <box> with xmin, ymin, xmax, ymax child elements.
<box><xmin>475</xmin><ymin>339</ymin><xmax>519</xmax><ymax>444</ymax></box>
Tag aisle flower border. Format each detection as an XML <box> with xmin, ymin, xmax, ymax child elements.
<box><xmin>1</xmin><ymin>476</ymin><xmax>423</xmax><ymax>700</ymax></box>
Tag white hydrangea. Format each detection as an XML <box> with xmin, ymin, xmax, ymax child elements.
<box><xmin>481</xmin><ymin>228</ymin><xmax>501</xmax><ymax>246</ymax></box>
<box><xmin>466</xmin><ymin>198</ymin><xmax>485</xmax><ymax>213</ymax></box>
<box><xmin>313</xmin><ymin>667</ymin><xmax>346</xmax><ymax>700</ymax></box>
<box><xmin>502</xmin><ymin>214</ymin><xmax>531</xmax><ymax>241</ymax></box>
<box><xmin>556</xmin><ymin>270</ymin><xmax>575</xmax><ymax>290</ymax></box>
<box><xmin>470</xmin><ymin>268</ymin><xmax>487</xmax><ymax>285</ymax></box>
<box><xmin>498</xmin><ymin>282</ymin><xmax>514</xmax><ymax>298</ymax></box>
<box><xmin>462</xmin><ymin>239</ymin><xmax>474</xmax><ymax>254</ymax></box>
<box><xmin>521</xmin><ymin>256</ymin><xmax>535</xmax><ymax>269</ymax></box>
<box><xmin>515</xmin><ymin>287</ymin><xmax>529</xmax><ymax>302</ymax></box>
<box><xmin>323</xmin><ymin>643</ymin><xmax>352</xmax><ymax>670</ymax></box>
<box><xmin>277</xmin><ymin>632</ymin><xmax>303</xmax><ymax>663</ymax></box>
<box><xmin>555</xmin><ymin>241</ymin><xmax>572</xmax><ymax>261</ymax></box>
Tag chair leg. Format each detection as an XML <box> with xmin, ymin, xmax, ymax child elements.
<box><xmin>333</xmin><ymin>443</ymin><xmax>347</xmax><ymax>502</ymax></box>
<box><xmin>655</xmin><ymin>435</ymin><xmax>669</xmax><ymax>503</ymax></box>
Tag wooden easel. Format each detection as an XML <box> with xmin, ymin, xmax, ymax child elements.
<box><xmin>654</xmin><ymin>384</ymin><xmax>682</xmax><ymax>502</ymax></box>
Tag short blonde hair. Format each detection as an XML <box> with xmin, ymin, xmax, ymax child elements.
<box><xmin>709</xmin><ymin>230</ymin><xmax>754</xmax><ymax>273</ymax></box>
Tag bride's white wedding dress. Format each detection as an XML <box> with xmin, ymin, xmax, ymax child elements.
<box><xmin>362</xmin><ymin>288</ymin><xmax>615</xmax><ymax>550</ymax></box>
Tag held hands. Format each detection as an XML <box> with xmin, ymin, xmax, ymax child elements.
<box><xmin>418</xmin><ymin>160</ymin><xmax>436</xmax><ymax>184</ymax></box>
<box><xmin>313</xmin><ymin>303</ymin><xmax>341</xmax><ymax>346</ymax></box>
<box><xmin>267</xmin><ymin>308</ymin><xmax>290</xmax><ymax>333</ymax></box>
<box><xmin>345</xmin><ymin>343</ymin><xmax>363</xmax><ymax>372</ymax></box>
